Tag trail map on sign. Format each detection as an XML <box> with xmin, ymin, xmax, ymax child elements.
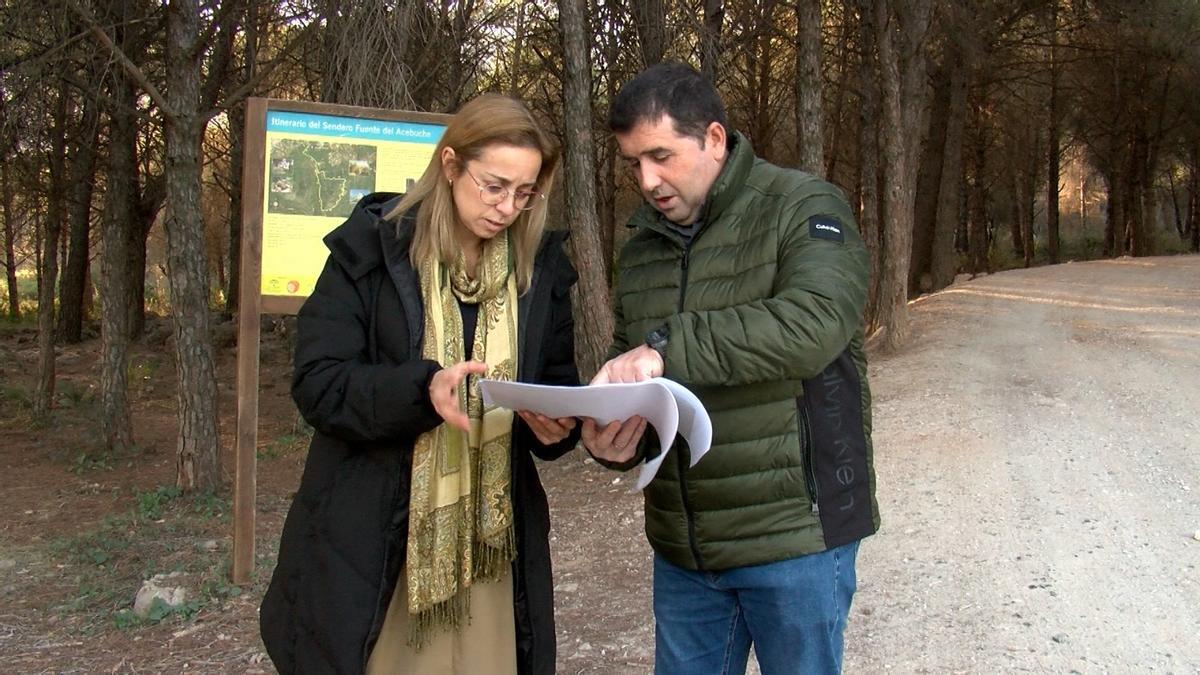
<box><xmin>260</xmin><ymin>110</ymin><xmax>444</xmax><ymax>298</ymax></box>
<box><xmin>268</xmin><ymin>140</ymin><xmax>377</xmax><ymax>218</ymax></box>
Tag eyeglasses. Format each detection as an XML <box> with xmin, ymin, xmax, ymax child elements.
<box><xmin>463</xmin><ymin>168</ymin><xmax>544</xmax><ymax>211</ymax></box>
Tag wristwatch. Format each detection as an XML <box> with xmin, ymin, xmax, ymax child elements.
<box><xmin>645</xmin><ymin>325</ymin><xmax>669</xmax><ymax>361</ymax></box>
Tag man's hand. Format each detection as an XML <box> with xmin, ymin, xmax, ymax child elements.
<box><xmin>581</xmin><ymin>416</ymin><xmax>648</xmax><ymax>464</ymax></box>
<box><xmin>429</xmin><ymin>360</ymin><xmax>489</xmax><ymax>431</ymax></box>
<box><xmin>517</xmin><ymin>411</ymin><xmax>578</xmax><ymax>445</ymax></box>
<box><xmin>591</xmin><ymin>344</ymin><xmax>664</xmax><ymax>385</ymax></box>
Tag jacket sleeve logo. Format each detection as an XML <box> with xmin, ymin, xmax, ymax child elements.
<box><xmin>808</xmin><ymin>216</ymin><xmax>845</xmax><ymax>244</ymax></box>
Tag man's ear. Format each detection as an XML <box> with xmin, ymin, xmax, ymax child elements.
<box><xmin>440</xmin><ymin>146</ymin><xmax>458</xmax><ymax>182</ymax></box>
<box><xmin>705</xmin><ymin>122</ymin><xmax>727</xmax><ymax>161</ymax></box>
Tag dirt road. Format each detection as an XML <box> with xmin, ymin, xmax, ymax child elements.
<box><xmin>546</xmin><ymin>255</ymin><xmax>1200</xmax><ymax>673</ymax></box>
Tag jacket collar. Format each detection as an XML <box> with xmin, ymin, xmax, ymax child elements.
<box><xmin>322</xmin><ymin>192</ymin><xmax>403</xmax><ymax>279</ymax></box>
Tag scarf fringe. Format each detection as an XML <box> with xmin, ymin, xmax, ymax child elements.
<box><xmin>408</xmin><ymin>587</ymin><xmax>471</xmax><ymax>649</ymax></box>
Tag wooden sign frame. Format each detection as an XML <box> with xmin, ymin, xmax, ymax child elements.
<box><xmin>234</xmin><ymin>98</ymin><xmax>449</xmax><ymax>583</ymax></box>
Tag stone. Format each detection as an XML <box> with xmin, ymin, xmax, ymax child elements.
<box><xmin>133</xmin><ymin>574</ymin><xmax>189</xmax><ymax>618</ymax></box>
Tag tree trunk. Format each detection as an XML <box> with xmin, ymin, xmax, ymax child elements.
<box><xmin>1190</xmin><ymin>146</ymin><xmax>1199</xmax><ymax>252</ymax></box>
<box><xmin>755</xmin><ymin>1</ymin><xmax>776</xmax><ymax>159</ymax></box>
<box><xmin>633</xmin><ymin>0</ymin><xmax>665</xmax><ymax>67</ymax></box>
<box><xmin>874</xmin><ymin>0</ymin><xmax>930</xmax><ymax>352</ymax></box>
<box><xmin>100</xmin><ymin>67</ymin><xmax>137</xmax><ymax>453</ymax></box>
<box><xmin>856</xmin><ymin>0</ymin><xmax>882</xmax><ymax>329</ymax></box>
<box><xmin>510</xmin><ymin>0</ymin><xmax>528</xmax><ymax>95</ymax></box>
<box><xmin>129</xmin><ymin>186</ymin><xmax>160</xmax><ymax>340</ymax></box>
<box><xmin>58</xmin><ymin>99</ymin><xmax>102</xmax><ymax>343</ymax></box>
<box><xmin>824</xmin><ymin>0</ymin><xmax>855</xmax><ymax>181</ymax></box>
<box><xmin>1103</xmin><ymin>173</ymin><xmax>1121</xmax><ymax>257</ymax></box>
<box><xmin>444</xmin><ymin>0</ymin><xmax>475</xmax><ymax>111</ymax></box>
<box><xmin>598</xmin><ymin>17</ymin><xmax>621</xmax><ymax>281</ymax></box>
<box><xmin>911</xmin><ymin>64</ymin><xmax>949</xmax><ymax>295</ymax></box>
<box><xmin>700</xmin><ymin>0</ymin><xmax>725</xmax><ymax>83</ymax></box>
<box><xmin>1045</xmin><ymin>0</ymin><xmax>1061</xmax><ymax>264</ymax></box>
<box><xmin>794</xmin><ymin>0</ymin><xmax>823</xmax><ymax>175</ymax></box>
<box><xmin>968</xmin><ymin>106</ymin><xmax>989</xmax><ymax>275</ymax></box>
<box><xmin>558</xmin><ymin>0</ymin><xmax>613</xmax><ymax>379</ymax></box>
<box><xmin>1010</xmin><ymin>177</ymin><xmax>1025</xmax><ymax>260</ymax></box>
<box><xmin>225</xmin><ymin>5</ymin><xmax>258</xmax><ymax>317</ymax></box>
<box><xmin>167</xmin><ymin>0</ymin><xmax>221</xmax><ymax>492</ymax></box>
<box><xmin>1022</xmin><ymin>140</ymin><xmax>1037</xmax><ymax>267</ymax></box>
<box><xmin>2</xmin><ymin>161</ymin><xmax>18</xmax><ymax>320</ymax></box>
<box><xmin>34</xmin><ymin>83</ymin><xmax>69</xmax><ymax>418</ymax></box>
<box><xmin>930</xmin><ymin>57</ymin><xmax>967</xmax><ymax>290</ymax></box>
<box><xmin>1130</xmin><ymin>131</ymin><xmax>1155</xmax><ymax>257</ymax></box>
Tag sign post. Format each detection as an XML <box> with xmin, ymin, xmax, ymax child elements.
<box><xmin>233</xmin><ymin>98</ymin><xmax>448</xmax><ymax>583</ymax></box>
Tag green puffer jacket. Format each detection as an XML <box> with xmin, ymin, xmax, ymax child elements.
<box><xmin>610</xmin><ymin>132</ymin><xmax>878</xmax><ymax>571</ymax></box>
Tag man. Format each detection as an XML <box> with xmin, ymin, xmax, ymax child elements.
<box><xmin>582</xmin><ymin>62</ymin><xmax>878</xmax><ymax>675</ymax></box>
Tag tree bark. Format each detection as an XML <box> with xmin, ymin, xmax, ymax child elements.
<box><xmin>34</xmin><ymin>82</ymin><xmax>69</xmax><ymax>418</ymax></box>
<box><xmin>633</xmin><ymin>0</ymin><xmax>665</xmax><ymax>67</ymax></box>
<box><xmin>443</xmin><ymin>0</ymin><xmax>476</xmax><ymax>111</ymax></box>
<box><xmin>1045</xmin><ymin>0</ymin><xmax>1061</xmax><ymax>264</ymax></box>
<box><xmin>558</xmin><ymin>0</ymin><xmax>612</xmax><ymax>379</ymax></box>
<box><xmin>930</xmin><ymin>56</ymin><xmax>967</xmax><ymax>290</ymax></box>
<box><xmin>1</xmin><ymin>160</ymin><xmax>18</xmax><ymax>321</ymax></box>
<box><xmin>100</xmin><ymin>66</ymin><xmax>137</xmax><ymax>453</ymax></box>
<box><xmin>225</xmin><ymin>3</ymin><xmax>259</xmax><ymax>317</ymax></box>
<box><xmin>911</xmin><ymin>64</ymin><xmax>948</xmax><ymax>295</ymax></box>
<box><xmin>129</xmin><ymin>179</ymin><xmax>163</xmax><ymax>340</ymax></box>
<box><xmin>700</xmin><ymin>0</ymin><xmax>725</xmax><ymax>83</ymax></box>
<box><xmin>58</xmin><ymin>98</ymin><xmax>102</xmax><ymax>343</ymax></box>
<box><xmin>794</xmin><ymin>0</ymin><xmax>823</xmax><ymax>175</ymax></box>
<box><xmin>856</xmin><ymin>0</ymin><xmax>882</xmax><ymax>330</ymax></box>
<box><xmin>968</xmin><ymin>104</ymin><xmax>989</xmax><ymax>275</ymax></box>
<box><xmin>166</xmin><ymin>0</ymin><xmax>222</xmax><ymax>491</ymax></box>
<box><xmin>1190</xmin><ymin>145</ymin><xmax>1200</xmax><ymax>252</ymax></box>
<box><xmin>874</xmin><ymin>0</ymin><xmax>930</xmax><ymax>352</ymax></box>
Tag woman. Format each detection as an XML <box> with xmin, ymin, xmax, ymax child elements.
<box><xmin>260</xmin><ymin>94</ymin><xmax>580</xmax><ymax>675</ymax></box>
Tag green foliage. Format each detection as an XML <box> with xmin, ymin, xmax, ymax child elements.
<box><xmin>71</xmin><ymin>450</ymin><xmax>115</xmax><ymax>475</ymax></box>
<box><xmin>127</xmin><ymin>356</ymin><xmax>162</xmax><ymax>396</ymax></box>
<box><xmin>112</xmin><ymin>595</ymin><xmax>203</xmax><ymax>630</ymax></box>
<box><xmin>136</xmin><ymin>485</ymin><xmax>183</xmax><ymax>521</ymax></box>
<box><xmin>55</xmin><ymin>380</ymin><xmax>96</xmax><ymax>409</ymax></box>
<box><xmin>0</xmin><ymin>275</ymin><xmax>39</xmax><ymax>318</ymax></box>
<box><xmin>51</xmin><ymin>516</ymin><xmax>134</xmax><ymax>569</ymax></box>
<box><xmin>190</xmin><ymin>489</ymin><xmax>230</xmax><ymax>520</ymax></box>
<box><xmin>46</xmin><ymin>484</ymin><xmax>260</xmax><ymax>634</ymax></box>
<box><xmin>0</xmin><ymin>382</ymin><xmax>30</xmax><ymax>409</ymax></box>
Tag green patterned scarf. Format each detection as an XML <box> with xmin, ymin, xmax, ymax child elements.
<box><xmin>405</xmin><ymin>230</ymin><xmax>518</xmax><ymax>648</ymax></box>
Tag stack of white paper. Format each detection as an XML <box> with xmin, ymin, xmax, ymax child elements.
<box><xmin>478</xmin><ymin>378</ymin><xmax>712</xmax><ymax>491</ymax></box>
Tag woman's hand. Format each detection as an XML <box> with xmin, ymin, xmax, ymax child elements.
<box><xmin>429</xmin><ymin>360</ymin><xmax>489</xmax><ymax>431</ymax></box>
<box><xmin>517</xmin><ymin>411</ymin><xmax>578</xmax><ymax>445</ymax></box>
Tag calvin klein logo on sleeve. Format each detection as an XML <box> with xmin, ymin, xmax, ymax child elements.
<box><xmin>808</xmin><ymin>216</ymin><xmax>845</xmax><ymax>243</ymax></box>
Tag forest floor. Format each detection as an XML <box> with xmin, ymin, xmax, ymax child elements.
<box><xmin>0</xmin><ymin>254</ymin><xmax>1197</xmax><ymax>674</ymax></box>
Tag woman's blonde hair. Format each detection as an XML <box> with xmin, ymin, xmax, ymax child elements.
<box><xmin>385</xmin><ymin>94</ymin><xmax>560</xmax><ymax>293</ymax></box>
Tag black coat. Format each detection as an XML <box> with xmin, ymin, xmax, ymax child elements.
<box><xmin>260</xmin><ymin>193</ymin><xmax>580</xmax><ymax>674</ymax></box>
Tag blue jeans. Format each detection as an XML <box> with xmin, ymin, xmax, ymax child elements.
<box><xmin>653</xmin><ymin>541</ymin><xmax>860</xmax><ymax>675</ymax></box>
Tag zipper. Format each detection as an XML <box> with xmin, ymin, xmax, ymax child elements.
<box><xmin>675</xmin><ymin>242</ymin><xmax>705</xmax><ymax>569</ymax></box>
<box><xmin>797</xmin><ymin>399</ymin><xmax>820</xmax><ymax>516</ymax></box>
<box><xmin>677</xmin><ymin>245</ymin><xmax>691</xmax><ymax>309</ymax></box>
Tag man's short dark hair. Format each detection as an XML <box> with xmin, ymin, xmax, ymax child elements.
<box><xmin>609</xmin><ymin>61</ymin><xmax>729</xmax><ymax>143</ymax></box>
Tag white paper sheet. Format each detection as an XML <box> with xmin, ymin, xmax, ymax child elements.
<box><xmin>478</xmin><ymin>378</ymin><xmax>712</xmax><ymax>491</ymax></box>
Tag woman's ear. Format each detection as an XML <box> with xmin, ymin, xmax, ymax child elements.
<box><xmin>440</xmin><ymin>147</ymin><xmax>458</xmax><ymax>183</ymax></box>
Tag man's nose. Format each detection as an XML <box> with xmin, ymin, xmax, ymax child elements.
<box><xmin>638</xmin><ymin>165</ymin><xmax>661</xmax><ymax>194</ymax></box>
